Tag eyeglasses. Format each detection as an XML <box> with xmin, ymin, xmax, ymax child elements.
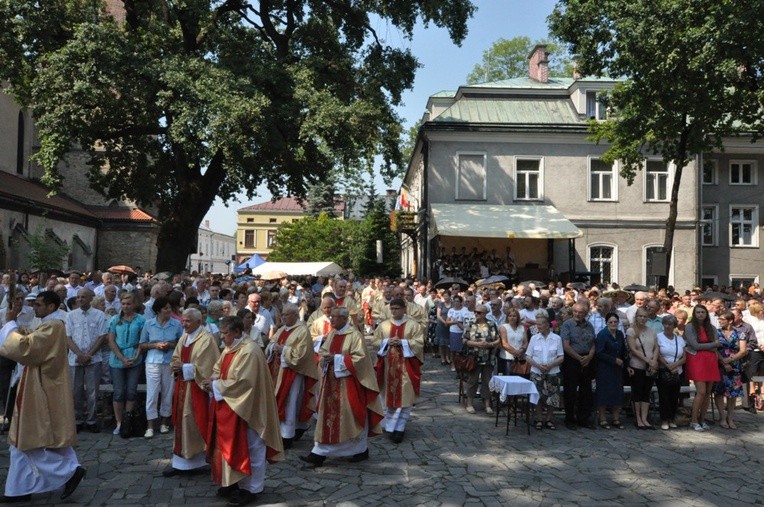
<box><xmin>474</xmin><ymin>311</ymin><xmax>486</xmax><ymax>314</ymax></box>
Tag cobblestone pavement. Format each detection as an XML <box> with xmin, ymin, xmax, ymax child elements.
<box><xmin>3</xmin><ymin>351</ymin><xmax>764</xmax><ymax>506</ymax></box>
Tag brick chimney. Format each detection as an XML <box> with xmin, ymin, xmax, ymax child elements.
<box><xmin>572</xmin><ymin>55</ymin><xmax>582</xmax><ymax>80</ymax></box>
<box><xmin>528</xmin><ymin>44</ymin><xmax>549</xmax><ymax>83</ymax></box>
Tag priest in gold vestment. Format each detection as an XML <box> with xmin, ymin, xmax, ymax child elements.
<box><xmin>373</xmin><ymin>298</ymin><xmax>424</xmax><ymax>443</ymax></box>
<box><xmin>0</xmin><ymin>290</ymin><xmax>86</xmax><ymax>502</ymax></box>
<box><xmin>203</xmin><ymin>316</ymin><xmax>284</xmax><ymax>506</ymax></box>
<box><xmin>266</xmin><ymin>303</ymin><xmax>318</xmax><ymax>448</ymax></box>
<box><xmin>300</xmin><ymin>307</ymin><xmax>383</xmax><ymax>468</ymax></box>
<box><xmin>164</xmin><ymin>308</ymin><xmax>220</xmax><ymax>478</ymax></box>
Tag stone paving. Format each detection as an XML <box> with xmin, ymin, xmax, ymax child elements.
<box><xmin>3</xmin><ymin>352</ymin><xmax>764</xmax><ymax>506</ymax></box>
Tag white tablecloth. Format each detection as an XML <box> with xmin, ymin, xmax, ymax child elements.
<box><xmin>488</xmin><ymin>375</ymin><xmax>539</xmax><ymax>405</ymax></box>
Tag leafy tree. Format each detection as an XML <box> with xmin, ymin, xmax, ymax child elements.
<box><xmin>466</xmin><ymin>36</ymin><xmax>572</xmax><ymax>84</ymax></box>
<box><xmin>267</xmin><ymin>213</ymin><xmax>350</xmax><ymax>267</ymax></box>
<box><xmin>305</xmin><ymin>178</ymin><xmax>338</xmax><ymax>218</ymax></box>
<box><xmin>0</xmin><ymin>0</ymin><xmax>475</xmax><ymax>272</ymax></box>
<box><xmin>399</xmin><ymin>119</ymin><xmax>423</xmax><ymax>171</ymax></box>
<box><xmin>357</xmin><ymin>197</ymin><xmax>401</xmax><ymax>278</ymax></box>
<box><xmin>23</xmin><ymin>222</ymin><xmax>70</xmax><ymax>271</ymax></box>
<box><xmin>549</xmin><ymin>0</ymin><xmax>764</xmax><ymax>288</ymax></box>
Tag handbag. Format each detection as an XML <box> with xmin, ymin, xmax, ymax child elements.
<box><xmin>658</xmin><ymin>337</ymin><xmax>680</xmax><ymax>382</ymax></box>
<box><xmin>453</xmin><ymin>353</ymin><xmax>477</xmax><ymax>373</ymax></box>
<box><xmin>510</xmin><ymin>356</ymin><xmax>531</xmax><ymax>376</ymax></box>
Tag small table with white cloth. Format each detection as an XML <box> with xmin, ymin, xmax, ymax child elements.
<box><xmin>488</xmin><ymin>375</ymin><xmax>539</xmax><ymax>435</ymax></box>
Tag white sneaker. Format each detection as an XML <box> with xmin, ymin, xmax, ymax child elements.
<box><xmin>465</xmin><ymin>406</ymin><xmax>476</xmax><ymax>414</ymax></box>
<box><xmin>660</xmin><ymin>423</ymin><xmax>669</xmax><ymax>430</ymax></box>
<box><xmin>700</xmin><ymin>422</ymin><xmax>710</xmax><ymax>430</ymax></box>
<box><xmin>690</xmin><ymin>422</ymin><xmax>705</xmax><ymax>432</ymax></box>
<box><xmin>144</xmin><ymin>428</ymin><xmax>154</xmax><ymax>439</ymax></box>
<box><xmin>485</xmin><ymin>406</ymin><xmax>494</xmax><ymax>415</ymax></box>
<box><xmin>159</xmin><ymin>425</ymin><xmax>170</xmax><ymax>434</ymax></box>
<box><xmin>112</xmin><ymin>425</ymin><xmax>121</xmax><ymax>435</ymax></box>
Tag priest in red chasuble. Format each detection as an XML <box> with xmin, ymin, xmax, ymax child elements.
<box><xmin>308</xmin><ymin>295</ymin><xmax>336</xmax><ymax>362</ymax></box>
<box><xmin>266</xmin><ymin>303</ymin><xmax>319</xmax><ymax>448</ymax></box>
<box><xmin>165</xmin><ymin>308</ymin><xmax>220</xmax><ymax>478</ymax></box>
<box><xmin>203</xmin><ymin>316</ymin><xmax>284</xmax><ymax>506</ymax></box>
<box><xmin>300</xmin><ymin>306</ymin><xmax>384</xmax><ymax>468</ymax></box>
<box><xmin>372</xmin><ymin>298</ymin><xmax>424</xmax><ymax>444</ymax></box>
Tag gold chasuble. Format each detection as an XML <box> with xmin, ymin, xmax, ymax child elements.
<box><xmin>171</xmin><ymin>329</ymin><xmax>220</xmax><ymax>459</ymax></box>
<box><xmin>373</xmin><ymin>318</ymin><xmax>425</xmax><ymax>409</ymax></box>
<box><xmin>0</xmin><ymin>320</ymin><xmax>76</xmax><ymax>451</ymax></box>
<box><xmin>314</xmin><ymin>327</ymin><xmax>383</xmax><ymax>444</ymax></box>
<box><xmin>270</xmin><ymin>323</ymin><xmax>319</xmax><ymax>424</ymax></box>
<box><xmin>207</xmin><ymin>339</ymin><xmax>284</xmax><ymax>487</ymax></box>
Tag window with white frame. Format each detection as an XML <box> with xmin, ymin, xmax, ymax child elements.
<box><xmin>729</xmin><ymin>160</ymin><xmax>757</xmax><ymax>185</ymax></box>
<box><xmin>514</xmin><ymin>158</ymin><xmax>542</xmax><ymax>200</ymax></box>
<box><xmin>267</xmin><ymin>229</ymin><xmax>277</xmax><ymax>248</ymax></box>
<box><xmin>730</xmin><ymin>205</ymin><xmax>758</xmax><ymax>247</ymax></box>
<box><xmin>730</xmin><ymin>275</ymin><xmax>758</xmax><ymax>291</ymax></box>
<box><xmin>645</xmin><ymin>160</ymin><xmax>669</xmax><ymax>202</ymax></box>
<box><xmin>455</xmin><ymin>153</ymin><xmax>486</xmax><ymax>200</ymax></box>
<box><xmin>589</xmin><ymin>158</ymin><xmax>616</xmax><ymax>201</ymax></box>
<box><xmin>585</xmin><ymin>91</ymin><xmax>606</xmax><ymax>120</ymax></box>
<box><xmin>589</xmin><ymin>245</ymin><xmax>615</xmax><ymax>285</ymax></box>
<box><xmin>701</xmin><ymin>205</ymin><xmax>718</xmax><ymax>246</ymax></box>
<box><xmin>702</xmin><ymin>159</ymin><xmax>717</xmax><ymax>185</ymax></box>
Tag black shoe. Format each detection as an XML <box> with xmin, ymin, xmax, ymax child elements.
<box><xmin>162</xmin><ymin>466</ymin><xmax>194</xmax><ymax>478</ymax></box>
<box><xmin>298</xmin><ymin>453</ymin><xmax>325</xmax><ymax>468</ymax></box>
<box><xmin>347</xmin><ymin>449</ymin><xmax>369</xmax><ymax>463</ymax></box>
<box><xmin>0</xmin><ymin>494</ymin><xmax>31</xmax><ymax>503</ymax></box>
<box><xmin>217</xmin><ymin>484</ymin><xmax>240</xmax><ymax>498</ymax></box>
<box><xmin>227</xmin><ymin>489</ymin><xmax>257</xmax><ymax>506</ymax></box>
<box><xmin>85</xmin><ymin>423</ymin><xmax>100</xmax><ymax>434</ymax></box>
<box><xmin>579</xmin><ymin>421</ymin><xmax>597</xmax><ymax>430</ymax></box>
<box><xmin>60</xmin><ymin>465</ymin><xmax>86</xmax><ymax>500</ymax></box>
<box><xmin>391</xmin><ymin>431</ymin><xmax>404</xmax><ymax>444</ymax></box>
<box><xmin>282</xmin><ymin>437</ymin><xmax>293</xmax><ymax>449</ymax></box>
<box><xmin>293</xmin><ymin>428</ymin><xmax>306</xmax><ymax>441</ymax></box>
<box><xmin>564</xmin><ymin>421</ymin><xmax>577</xmax><ymax>430</ymax></box>
<box><xmin>75</xmin><ymin>423</ymin><xmax>84</xmax><ymax>433</ymax></box>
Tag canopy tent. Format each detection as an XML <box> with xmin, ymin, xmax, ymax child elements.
<box><xmin>251</xmin><ymin>261</ymin><xmax>343</xmax><ymax>277</ymax></box>
<box><xmin>429</xmin><ymin>204</ymin><xmax>582</xmax><ymax>240</ymax></box>
<box><xmin>234</xmin><ymin>254</ymin><xmax>267</xmax><ymax>273</ymax></box>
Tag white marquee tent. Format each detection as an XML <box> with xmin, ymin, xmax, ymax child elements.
<box><xmin>250</xmin><ymin>261</ymin><xmax>343</xmax><ymax>277</ymax></box>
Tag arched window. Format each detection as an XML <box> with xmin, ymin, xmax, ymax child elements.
<box><xmin>16</xmin><ymin>111</ymin><xmax>25</xmax><ymax>174</ymax></box>
<box><xmin>588</xmin><ymin>244</ymin><xmax>616</xmax><ymax>285</ymax></box>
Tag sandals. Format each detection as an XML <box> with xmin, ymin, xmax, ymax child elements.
<box><xmin>544</xmin><ymin>421</ymin><xmax>556</xmax><ymax>430</ymax></box>
<box><xmin>598</xmin><ymin>420</ymin><xmax>610</xmax><ymax>430</ymax></box>
<box><xmin>534</xmin><ymin>421</ymin><xmax>543</xmax><ymax>430</ymax></box>
<box><xmin>611</xmin><ymin>420</ymin><xmax>624</xmax><ymax>429</ymax></box>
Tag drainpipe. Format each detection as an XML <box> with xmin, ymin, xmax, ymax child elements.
<box><xmin>697</xmin><ymin>152</ymin><xmax>703</xmax><ymax>287</ymax></box>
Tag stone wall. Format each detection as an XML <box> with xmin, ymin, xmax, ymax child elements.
<box><xmin>97</xmin><ymin>227</ymin><xmax>158</xmax><ymax>272</ymax></box>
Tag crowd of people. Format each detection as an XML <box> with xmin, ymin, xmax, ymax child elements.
<box><xmin>0</xmin><ymin>267</ymin><xmax>762</xmax><ymax>503</ymax></box>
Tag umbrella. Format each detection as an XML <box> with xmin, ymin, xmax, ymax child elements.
<box><xmin>108</xmin><ymin>265</ymin><xmax>136</xmax><ymax>275</ymax></box>
<box><xmin>434</xmin><ymin>277</ymin><xmax>469</xmax><ymax>290</ymax></box>
<box><xmin>603</xmin><ymin>289</ymin><xmax>633</xmax><ymax>304</ymax></box>
<box><xmin>569</xmin><ymin>282</ymin><xmax>587</xmax><ymax>291</ymax></box>
<box><xmin>153</xmin><ymin>271</ymin><xmax>172</xmax><ymax>280</ymax></box>
<box><xmin>478</xmin><ymin>275</ymin><xmax>510</xmax><ymax>287</ymax></box>
<box><xmin>697</xmin><ymin>291</ymin><xmax>736</xmax><ymax>301</ymax></box>
<box><xmin>260</xmin><ymin>270</ymin><xmax>289</xmax><ymax>281</ymax></box>
<box><xmin>623</xmin><ymin>283</ymin><xmax>649</xmax><ymax>292</ymax></box>
<box><xmin>519</xmin><ymin>279</ymin><xmax>545</xmax><ymax>288</ymax></box>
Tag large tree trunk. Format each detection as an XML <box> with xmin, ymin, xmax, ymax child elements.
<box><xmin>154</xmin><ymin>152</ymin><xmax>228</xmax><ymax>273</ymax></box>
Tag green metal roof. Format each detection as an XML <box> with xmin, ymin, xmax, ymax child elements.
<box><xmin>432</xmin><ymin>97</ymin><xmax>583</xmax><ymax>124</ymax></box>
<box><xmin>466</xmin><ymin>77</ymin><xmax>575</xmax><ymax>89</ymax></box>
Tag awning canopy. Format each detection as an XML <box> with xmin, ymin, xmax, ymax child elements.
<box><xmin>429</xmin><ymin>204</ymin><xmax>582</xmax><ymax>240</ymax></box>
<box><xmin>250</xmin><ymin>261</ymin><xmax>343</xmax><ymax>277</ymax></box>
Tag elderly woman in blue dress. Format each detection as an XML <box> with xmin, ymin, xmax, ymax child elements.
<box><xmin>595</xmin><ymin>312</ymin><xmax>628</xmax><ymax>429</ymax></box>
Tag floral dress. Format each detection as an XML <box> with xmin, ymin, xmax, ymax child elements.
<box><xmin>715</xmin><ymin>328</ymin><xmax>744</xmax><ymax>398</ymax></box>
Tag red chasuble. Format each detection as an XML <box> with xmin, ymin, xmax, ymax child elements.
<box><xmin>173</xmin><ymin>340</ymin><xmax>210</xmax><ymax>455</ymax></box>
<box><xmin>268</xmin><ymin>327</ymin><xmax>295</xmax><ymax>383</ymax></box>
<box><xmin>208</xmin><ymin>350</ymin><xmax>251</xmax><ymax>484</ymax></box>
<box><xmin>374</xmin><ymin>323</ymin><xmax>421</xmax><ymax>408</ymax></box>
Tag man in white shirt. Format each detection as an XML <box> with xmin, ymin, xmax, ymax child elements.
<box><xmin>65</xmin><ymin>288</ymin><xmax>109</xmax><ymax>433</ymax></box>
<box><xmin>64</xmin><ymin>272</ymin><xmax>82</xmax><ymax>300</ymax></box>
<box><xmin>246</xmin><ymin>293</ymin><xmax>274</xmax><ymax>344</ymax></box>
<box><xmin>103</xmin><ymin>285</ymin><xmax>121</xmax><ymax>316</ymax></box>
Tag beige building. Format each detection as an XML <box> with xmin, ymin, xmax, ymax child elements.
<box><xmin>236</xmin><ymin>197</ymin><xmax>345</xmax><ymax>263</ymax></box>
<box><xmin>401</xmin><ymin>45</ymin><xmax>751</xmax><ymax>290</ymax></box>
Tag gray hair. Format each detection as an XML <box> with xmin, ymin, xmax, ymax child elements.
<box><xmin>661</xmin><ymin>314</ymin><xmax>678</xmax><ymax>327</ymax></box>
<box><xmin>535</xmin><ymin>309</ymin><xmax>549</xmax><ymax>319</ymax></box>
<box><xmin>282</xmin><ymin>302</ymin><xmax>299</xmax><ymax>315</ymax></box>
<box><xmin>207</xmin><ymin>300</ymin><xmax>224</xmax><ymax>313</ymax></box>
<box><xmin>182</xmin><ymin>308</ymin><xmax>202</xmax><ymax>323</ymax></box>
<box><xmin>333</xmin><ymin>306</ymin><xmax>349</xmax><ymax>318</ymax></box>
<box><xmin>474</xmin><ymin>303</ymin><xmax>488</xmax><ymax>314</ymax></box>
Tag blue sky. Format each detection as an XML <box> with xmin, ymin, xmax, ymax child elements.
<box><xmin>204</xmin><ymin>0</ymin><xmax>559</xmax><ymax>234</ymax></box>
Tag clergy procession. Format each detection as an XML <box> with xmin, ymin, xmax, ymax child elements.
<box><xmin>2</xmin><ymin>268</ymin><xmax>764</xmax><ymax>504</ymax></box>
